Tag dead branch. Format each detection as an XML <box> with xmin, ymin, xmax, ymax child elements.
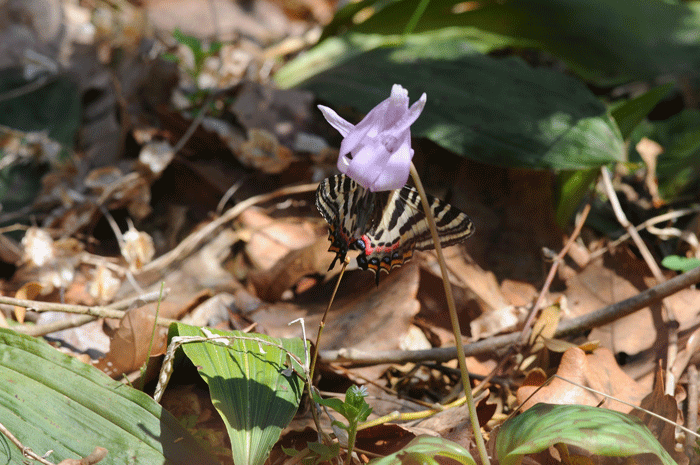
<box><xmin>320</xmin><ymin>264</ymin><xmax>700</xmax><ymax>365</ymax></box>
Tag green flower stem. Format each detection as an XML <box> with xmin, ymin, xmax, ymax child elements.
<box><xmin>409</xmin><ymin>162</ymin><xmax>490</xmax><ymax>465</ymax></box>
<box><xmin>345</xmin><ymin>424</ymin><xmax>358</xmax><ymax>465</ymax></box>
<box><xmin>308</xmin><ymin>260</ymin><xmax>349</xmax><ymax>442</ymax></box>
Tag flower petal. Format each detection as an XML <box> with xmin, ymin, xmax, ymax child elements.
<box><xmin>339</xmin><ymin>143</ymin><xmax>387</xmax><ymax>189</ymax></box>
<box><xmin>368</xmin><ymin>142</ymin><xmax>413</xmax><ymax>191</ymax></box>
<box><xmin>320</xmin><ymin>85</ymin><xmax>426</xmax><ymax>192</ymax></box>
<box><xmin>317</xmin><ymin>105</ymin><xmax>354</xmax><ymax>137</ymax></box>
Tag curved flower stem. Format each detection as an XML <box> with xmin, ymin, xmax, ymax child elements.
<box><xmin>309</xmin><ymin>259</ymin><xmax>349</xmax><ymax>442</ymax></box>
<box><xmin>409</xmin><ymin>163</ymin><xmax>490</xmax><ymax>465</ymax></box>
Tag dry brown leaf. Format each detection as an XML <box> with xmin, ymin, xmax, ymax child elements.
<box><xmin>239</xmin><ymin>129</ymin><xmax>296</xmax><ymax>174</ymax></box>
<box><xmin>88</xmin><ymin>265</ymin><xmax>121</xmax><ymax>304</ymax></box>
<box><xmin>565</xmin><ymin>253</ymin><xmax>658</xmax><ymax>355</ymax></box>
<box><xmin>529</xmin><ymin>301</ymin><xmax>562</xmax><ymax>353</ymax></box>
<box><xmin>249</xmin><ymin>237</ymin><xmax>330</xmax><ymax>301</ymax></box>
<box><xmin>636</xmin><ymin>137</ymin><xmax>664</xmax><ymax>207</ymax></box>
<box><xmin>13</xmin><ymin>281</ymin><xmax>44</xmax><ymax>323</ymax></box>
<box><xmin>240</xmin><ymin>208</ymin><xmax>319</xmax><ymax>271</ymax></box>
<box><xmin>500</xmin><ymin>278</ymin><xmax>539</xmax><ymax>307</ymax></box>
<box><xmin>138</xmin><ymin>140</ymin><xmax>175</xmax><ymax>176</ymax></box>
<box><xmin>121</xmin><ymin>226</ymin><xmax>155</xmax><ymax>271</ymax></box>
<box><xmin>21</xmin><ymin>227</ymin><xmax>55</xmax><ymax>267</ymax></box>
<box><xmin>632</xmin><ymin>365</ymin><xmax>688</xmax><ymax>465</ymax></box>
<box><xmin>517</xmin><ymin>347</ymin><xmax>646</xmax><ymax>413</ymax></box>
<box><xmin>95</xmin><ymin>304</ymin><xmax>168</xmax><ymax>377</ymax></box>
<box><xmin>355</xmin><ymin>424</ymin><xmax>417</xmax><ymax>456</ymax></box>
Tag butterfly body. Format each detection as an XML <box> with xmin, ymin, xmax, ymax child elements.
<box><xmin>316</xmin><ymin>174</ymin><xmax>474</xmax><ymax>285</ymax></box>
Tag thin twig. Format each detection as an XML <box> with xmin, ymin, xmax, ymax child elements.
<box><xmin>687</xmin><ymin>365</ymin><xmax>698</xmax><ymax>451</ymax></box>
<box><xmin>1</xmin><ymin>291</ymin><xmax>177</xmax><ymax>336</ymax></box>
<box><xmin>519</xmin><ymin>203</ymin><xmax>591</xmax><ymax>344</ymax></box>
<box><xmin>319</xmin><ymin>264</ymin><xmax>700</xmax><ymax>365</ymax></box>
<box><xmin>137</xmin><ymin>182</ymin><xmax>317</xmax><ymax>278</ymax></box>
<box><xmin>553</xmin><ymin>374</ymin><xmax>700</xmax><ymax>441</ymax></box>
<box><xmin>0</xmin><ymin>421</ymin><xmax>55</xmax><ymax>465</ymax></box>
<box><xmin>589</xmin><ymin>206</ymin><xmax>700</xmax><ymax>261</ymax></box>
<box><xmin>600</xmin><ymin>166</ymin><xmax>679</xmax><ymax>395</ymax></box>
<box><xmin>600</xmin><ymin>166</ymin><xmax>666</xmax><ymax>282</ymax></box>
<box><xmin>408</xmin><ymin>163</ymin><xmax>489</xmax><ymax>465</ymax></box>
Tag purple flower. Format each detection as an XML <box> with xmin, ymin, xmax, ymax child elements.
<box><xmin>318</xmin><ymin>84</ymin><xmax>426</xmax><ymax>192</ymax></box>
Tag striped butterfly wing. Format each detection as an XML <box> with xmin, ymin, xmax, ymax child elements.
<box><xmin>316</xmin><ymin>174</ymin><xmax>474</xmax><ymax>284</ymax></box>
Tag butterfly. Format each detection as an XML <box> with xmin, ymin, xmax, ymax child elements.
<box><xmin>315</xmin><ymin>173</ymin><xmax>474</xmax><ymax>285</ymax></box>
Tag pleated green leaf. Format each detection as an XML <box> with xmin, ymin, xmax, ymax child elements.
<box><xmin>170</xmin><ymin>323</ymin><xmax>306</xmax><ymax>465</ymax></box>
<box><xmin>370</xmin><ymin>436</ymin><xmax>475</xmax><ymax>465</ymax></box>
<box><xmin>316</xmin><ymin>0</ymin><xmax>700</xmax><ymax>86</ymax></box>
<box><xmin>496</xmin><ymin>403</ymin><xmax>677</xmax><ymax>465</ymax></box>
<box><xmin>0</xmin><ymin>327</ymin><xmax>218</xmax><ymax>464</ymax></box>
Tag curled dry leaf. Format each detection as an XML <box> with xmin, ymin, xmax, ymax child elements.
<box><xmin>21</xmin><ymin>227</ymin><xmax>55</xmax><ymax>267</ymax></box>
<box><xmin>13</xmin><ymin>282</ymin><xmax>44</xmax><ymax>324</ymax></box>
<box><xmin>528</xmin><ymin>300</ymin><xmax>563</xmax><ymax>353</ymax></box>
<box><xmin>634</xmin><ymin>366</ymin><xmax>688</xmax><ymax>465</ymax></box>
<box><xmin>57</xmin><ymin>446</ymin><xmax>108</xmax><ymax>465</ymax></box>
<box><xmin>636</xmin><ymin>136</ymin><xmax>664</xmax><ymax>208</ymax></box>
<box><xmin>239</xmin><ymin>128</ymin><xmax>296</xmax><ymax>174</ymax></box>
<box><xmin>19</xmin><ymin>227</ymin><xmax>80</xmax><ymax>291</ymax></box>
<box><xmin>0</xmin><ymin>125</ymin><xmax>62</xmax><ymax>167</ymax></box>
<box><xmin>122</xmin><ymin>226</ymin><xmax>155</xmax><ymax>271</ymax></box>
<box><xmin>88</xmin><ymin>264</ymin><xmax>121</xmax><ymax>304</ymax></box>
<box><xmin>139</xmin><ymin>140</ymin><xmax>175</xmax><ymax>176</ymax></box>
<box><xmin>240</xmin><ymin>208</ymin><xmax>319</xmax><ymax>271</ymax></box>
<box><xmin>95</xmin><ymin>303</ymin><xmax>168</xmax><ymax>378</ymax></box>
<box><xmin>248</xmin><ymin>237</ymin><xmax>331</xmax><ymax>301</ymax></box>
<box><xmin>517</xmin><ymin>347</ymin><xmax>646</xmax><ymax>413</ymax></box>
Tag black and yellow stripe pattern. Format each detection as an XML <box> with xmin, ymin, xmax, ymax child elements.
<box><xmin>315</xmin><ymin>174</ymin><xmax>474</xmax><ymax>285</ymax></box>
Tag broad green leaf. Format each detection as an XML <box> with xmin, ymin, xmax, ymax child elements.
<box><xmin>280</xmin><ymin>31</ymin><xmax>624</xmax><ymax>170</ymax></box>
<box><xmin>662</xmin><ymin>255</ymin><xmax>700</xmax><ymax>272</ymax></box>
<box><xmin>370</xmin><ymin>436</ymin><xmax>475</xmax><ymax>465</ymax></box>
<box><xmin>629</xmin><ymin>109</ymin><xmax>700</xmax><ymax>199</ymax></box>
<box><xmin>320</xmin><ymin>0</ymin><xmax>700</xmax><ymax>86</ymax></box>
<box><xmin>610</xmin><ymin>83</ymin><xmax>674</xmax><ymax>141</ymax></box>
<box><xmin>0</xmin><ymin>327</ymin><xmax>218</xmax><ymax>464</ymax></box>
<box><xmin>170</xmin><ymin>323</ymin><xmax>306</xmax><ymax>465</ymax></box>
<box><xmin>496</xmin><ymin>403</ymin><xmax>677</xmax><ymax>465</ymax></box>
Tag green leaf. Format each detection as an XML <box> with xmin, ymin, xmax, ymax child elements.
<box><xmin>321</xmin><ymin>0</ymin><xmax>700</xmax><ymax>86</ymax></box>
<box><xmin>280</xmin><ymin>31</ymin><xmax>624</xmax><ymax>170</ymax></box>
<box><xmin>0</xmin><ymin>327</ymin><xmax>218</xmax><ymax>464</ymax></box>
<box><xmin>172</xmin><ymin>28</ymin><xmax>203</xmax><ymax>56</ymax></box>
<box><xmin>344</xmin><ymin>385</ymin><xmax>372</xmax><ymax>424</ymax></box>
<box><xmin>662</xmin><ymin>255</ymin><xmax>700</xmax><ymax>272</ymax></box>
<box><xmin>170</xmin><ymin>323</ymin><xmax>307</xmax><ymax>465</ymax></box>
<box><xmin>496</xmin><ymin>403</ymin><xmax>678</xmax><ymax>465</ymax></box>
<box><xmin>0</xmin><ymin>69</ymin><xmax>80</xmax><ymax>150</ymax></box>
<box><xmin>554</xmin><ymin>168</ymin><xmax>598</xmax><ymax>227</ymax></box>
<box><xmin>370</xmin><ymin>436</ymin><xmax>476</xmax><ymax>465</ymax></box>
<box><xmin>307</xmin><ymin>441</ymin><xmax>341</xmax><ymax>464</ymax></box>
<box><xmin>610</xmin><ymin>83</ymin><xmax>674</xmax><ymax>141</ymax></box>
<box><xmin>312</xmin><ymin>388</ymin><xmax>347</xmax><ymax>413</ymax></box>
<box><xmin>311</xmin><ymin>385</ymin><xmax>372</xmax><ymax>425</ymax></box>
